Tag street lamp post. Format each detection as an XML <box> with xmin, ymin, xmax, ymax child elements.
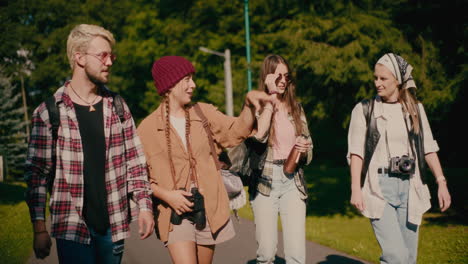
<box><xmin>199</xmin><ymin>47</ymin><xmax>234</xmax><ymax>116</ymax></box>
<box><xmin>244</xmin><ymin>0</ymin><xmax>252</xmax><ymax>91</ymax></box>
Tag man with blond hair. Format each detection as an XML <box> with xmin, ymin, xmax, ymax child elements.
<box><xmin>25</xmin><ymin>24</ymin><xmax>154</xmax><ymax>264</ymax></box>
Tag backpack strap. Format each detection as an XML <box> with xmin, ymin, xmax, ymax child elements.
<box><xmin>360</xmin><ymin>97</ymin><xmax>376</xmax><ymax>187</ymax></box>
<box><xmin>414</xmin><ymin>104</ymin><xmax>427</xmax><ymax>184</ymax></box>
<box><xmin>111</xmin><ymin>93</ymin><xmax>126</xmax><ymax>123</ymax></box>
<box><xmin>43</xmin><ymin>92</ymin><xmax>126</xmax><ymax>191</ymax></box>
<box><xmin>45</xmin><ymin>96</ymin><xmax>60</xmax><ymax>142</ymax></box>
<box><xmin>45</xmin><ymin>92</ymin><xmax>126</xmax><ymax>137</ymax></box>
<box><xmin>45</xmin><ymin>92</ymin><xmax>127</xmax><ymax>137</ymax></box>
<box><xmin>193</xmin><ymin>103</ymin><xmax>221</xmax><ymax>170</ymax></box>
<box><xmin>44</xmin><ymin>96</ymin><xmax>59</xmax><ymax>192</ymax></box>
<box><xmin>361</xmin><ymin>98</ymin><xmax>374</xmax><ymax>126</ymax></box>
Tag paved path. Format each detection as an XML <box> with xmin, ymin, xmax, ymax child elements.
<box><xmin>28</xmin><ymin>216</ymin><xmax>372</xmax><ymax>264</ymax></box>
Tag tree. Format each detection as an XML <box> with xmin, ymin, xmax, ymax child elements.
<box><xmin>0</xmin><ymin>73</ymin><xmax>28</xmax><ymax>178</ymax></box>
<box><xmin>2</xmin><ymin>0</ymin><xmax>465</xmax><ymax>167</ymax></box>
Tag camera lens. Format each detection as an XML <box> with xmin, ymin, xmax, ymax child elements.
<box><xmin>400</xmin><ymin>161</ymin><xmax>410</xmax><ymax>171</ymax></box>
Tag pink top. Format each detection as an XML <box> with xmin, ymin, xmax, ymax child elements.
<box><xmin>272</xmin><ymin>110</ymin><xmax>296</xmax><ymax>160</ymax></box>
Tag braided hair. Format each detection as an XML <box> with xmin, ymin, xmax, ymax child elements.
<box><xmin>164</xmin><ymin>98</ymin><xmax>198</xmax><ymax>189</ymax></box>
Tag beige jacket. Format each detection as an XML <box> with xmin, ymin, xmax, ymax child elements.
<box><xmin>137</xmin><ymin>103</ymin><xmax>251</xmax><ymax>242</ymax></box>
<box><xmin>347</xmin><ymin>97</ymin><xmax>439</xmax><ymax>225</ymax></box>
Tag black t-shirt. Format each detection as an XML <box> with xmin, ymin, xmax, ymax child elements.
<box><xmin>73</xmin><ymin>100</ymin><xmax>109</xmax><ymax>234</ymax></box>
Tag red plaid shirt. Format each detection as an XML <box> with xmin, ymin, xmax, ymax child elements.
<box><xmin>25</xmin><ymin>85</ymin><xmax>153</xmax><ymax>244</ymax></box>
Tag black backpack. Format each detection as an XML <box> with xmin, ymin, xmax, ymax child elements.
<box><xmin>43</xmin><ymin>93</ymin><xmax>126</xmax><ymax>192</ymax></box>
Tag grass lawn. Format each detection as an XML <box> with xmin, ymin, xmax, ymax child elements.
<box><xmin>0</xmin><ymin>181</ymin><xmax>33</xmax><ymax>264</ymax></box>
<box><xmin>238</xmin><ymin>166</ymin><xmax>467</xmax><ymax>264</ymax></box>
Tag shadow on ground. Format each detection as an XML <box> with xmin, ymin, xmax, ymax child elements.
<box><xmin>0</xmin><ymin>181</ymin><xmax>27</xmax><ymax>204</ymax></box>
<box><xmin>246</xmin><ymin>254</ymin><xmax>367</xmax><ymax>264</ymax></box>
<box><xmin>423</xmin><ymin>213</ymin><xmax>467</xmax><ymax>226</ymax></box>
<box><xmin>317</xmin><ymin>254</ymin><xmax>368</xmax><ymax>264</ymax></box>
<box><xmin>246</xmin><ymin>256</ymin><xmax>285</xmax><ymax>264</ymax></box>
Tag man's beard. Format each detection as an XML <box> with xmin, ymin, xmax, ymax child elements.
<box><xmin>85</xmin><ymin>67</ymin><xmax>108</xmax><ymax>85</ymax></box>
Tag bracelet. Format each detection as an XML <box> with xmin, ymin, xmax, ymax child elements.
<box><xmin>34</xmin><ymin>230</ymin><xmax>48</xmax><ymax>234</ymax></box>
<box><xmin>436</xmin><ymin>176</ymin><xmax>447</xmax><ymax>184</ymax></box>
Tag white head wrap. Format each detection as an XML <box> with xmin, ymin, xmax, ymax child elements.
<box><xmin>376</xmin><ymin>53</ymin><xmax>417</xmax><ymax>90</ymax></box>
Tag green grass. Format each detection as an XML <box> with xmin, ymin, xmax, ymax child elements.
<box><xmin>238</xmin><ymin>166</ymin><xmax>468</xmax><ymax>264</ymax></box>
<box><xmin>305</xmin><ymin>214</ymin><xmax>379</xmax><ymax>261</ymax></box>
<box><xmin>418</xmin><ymin>214</ymin><xmax>467</xmax><ymax>264</ymax></box>
<box><xmin>0</xmin><ymin>181</ymin><xmax>34</xmax><ymax>264</ymax></box>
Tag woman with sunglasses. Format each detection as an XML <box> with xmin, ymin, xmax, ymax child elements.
<box><xmin>137</xmin><ymin>56</ymin><xmax>276</xmax><ymax>264</ymax></box>
<box><xmin>248</xmin><ymin>54</ymin><xmax>313</xmax><ymax>264</ymax></box>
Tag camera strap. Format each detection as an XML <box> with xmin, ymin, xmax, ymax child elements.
<box><xmin>193</xmin><ymin>103</ymin><xmax>221</xmax><ymax>171</ymax></box>
<box><xmin>384</xmin><ymin>130</ymin><xmax>392</xmax><ymax>161</ymax></box>
<box><xmin>403</xmin><ymin>113</ymin><xmax>417</xmax><ymax>160</ymax></box>
<box><xmin>185</xmin><ymin>109</ymin><xmax>200</xmax><ymax>189</ymax></box>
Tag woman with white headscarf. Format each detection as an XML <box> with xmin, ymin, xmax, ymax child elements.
<box><xmin>346</xmin><ymin>53</ymin><xmax>451</xmax><ymax>263</ymax></box>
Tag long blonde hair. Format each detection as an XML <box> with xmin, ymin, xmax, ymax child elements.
<box><xmin>258</xmin><ymin>54</ymin><xmax>303</xmax><ymax>143</ymax></box>
<box><xmin>399</xmin><ymin>87</ymin><xmax>420</xmax><ymax>134</ymax></box>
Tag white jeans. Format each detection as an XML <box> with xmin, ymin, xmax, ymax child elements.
<box><xmin>251</xmin><ymin>164</ymin><xmax>306</xmax><ymax>264</ymax></box>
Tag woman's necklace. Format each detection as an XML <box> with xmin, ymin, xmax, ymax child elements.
<box><xmin>69</xmin><ymin>82</ymin><xmax>99</xmax><ymax>112</ymax></box>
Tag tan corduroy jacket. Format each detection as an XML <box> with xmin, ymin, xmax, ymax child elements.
<box><xmin>137</xmin><ymin>102</ymin><xmax>252</xmax><ymax>242</ymax></box>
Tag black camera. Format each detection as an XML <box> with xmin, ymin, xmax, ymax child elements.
<box><xmin>389</xmin><ymin>155</ymin><xmax>415</xmax><ymax>175</ymax></box>
<box><xmin>170</xmin><ymin>187</ymin><xmax>206</xmax><ymax>230</ymax></box>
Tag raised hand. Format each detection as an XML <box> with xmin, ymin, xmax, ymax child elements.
<box><xmin>265</xmin><ymin>73</ymin><xmax>279</xmax><ymax>94</ymax></box>
<box><xmin>245</xmin><ymin>90</ymin><xmax>278</xmax><ymax>111</ymax></box>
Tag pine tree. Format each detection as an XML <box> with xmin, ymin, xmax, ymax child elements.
<box><xmin>0</xmin><ymin>75</ymin><xmax>27</xmax><ymax>179</ymax></box>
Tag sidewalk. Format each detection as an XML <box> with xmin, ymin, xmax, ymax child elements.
<box><xmin>28</xmin><ymin>216</ymin><xmax>372</xmax><ymax>264</ymax></box>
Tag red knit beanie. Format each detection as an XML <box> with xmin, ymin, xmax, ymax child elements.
<box><xmin>151</xmin><ymin>56</ymin><xmax>196</xmax><ymax>95</ymax></box>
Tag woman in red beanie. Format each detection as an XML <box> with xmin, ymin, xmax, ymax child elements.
<box><xmin>137</xmin><ymin>56</ymin><xmax>276</xmax><ymax>263</ymax></box>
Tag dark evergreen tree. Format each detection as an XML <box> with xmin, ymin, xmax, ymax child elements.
<box><xmin>0</xmin><ymin>74</ymin><xmax>27</xmax><ymax>178</ymax></box>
